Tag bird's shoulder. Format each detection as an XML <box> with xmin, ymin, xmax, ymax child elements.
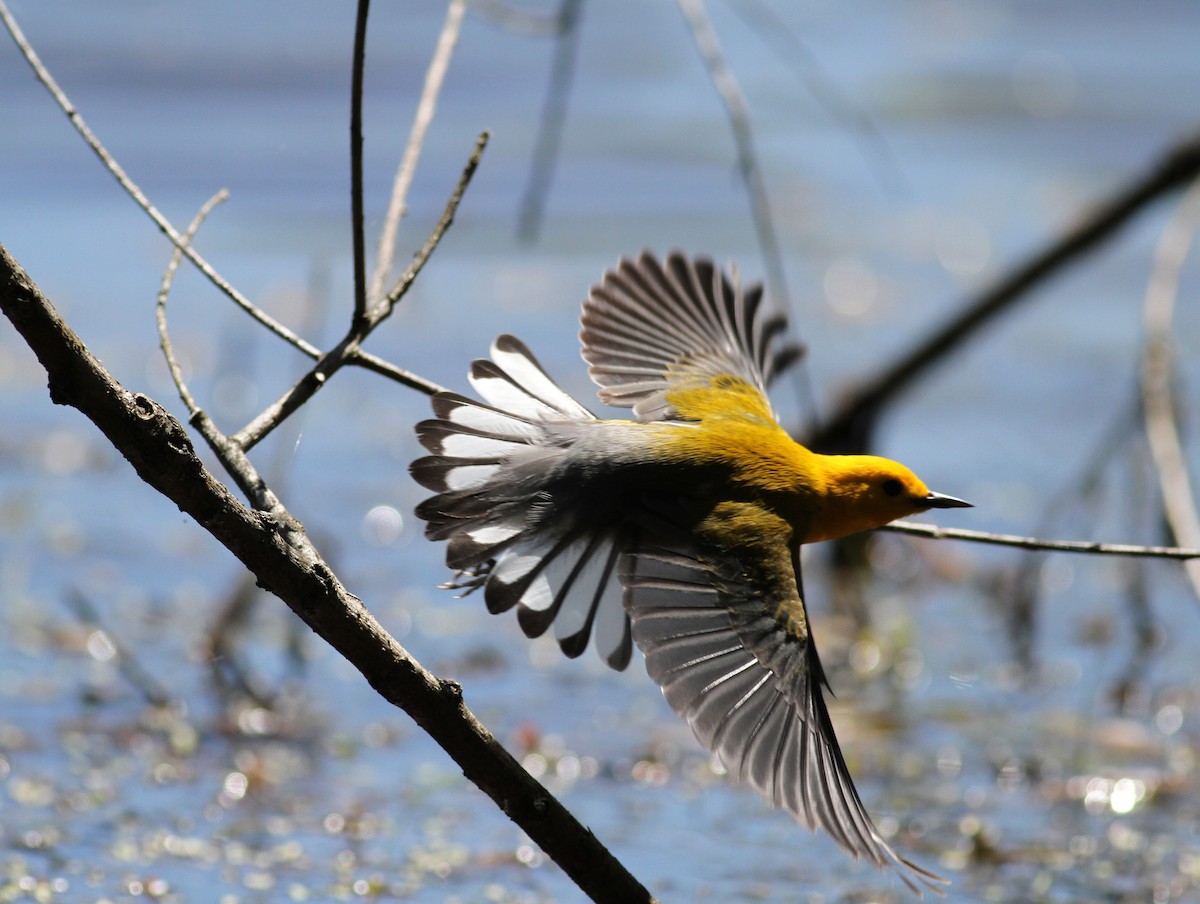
<box><xmin>580</xmin><ymin>250</ymin><xmax>801</xmax><ymax>422</ymax></box>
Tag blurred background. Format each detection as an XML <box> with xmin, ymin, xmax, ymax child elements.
<box><xmin>2</xmin><ymin>2</ymin><xmax>1200</xmax><ymax>901</ymax></box>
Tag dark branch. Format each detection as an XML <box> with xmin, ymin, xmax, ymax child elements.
<box><xmin>0</xmin><ymin>242</ymin><xmax>656</xmax><ymax>904</ymax></box>
<box><xmin>350</xmin><ymin>0</ymin><xmax>370</xmax><ymax>330</ymax></box>
<box><xmin>813</xmin><ymin>129</ymin><xmax>1200</xmax><ymax>453</ymax></box>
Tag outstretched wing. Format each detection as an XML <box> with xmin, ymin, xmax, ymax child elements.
<box><xmin>579</xmin><ymin>250</ymin><xmax>803</xmax><ymax>421</ymax></box>
<box><xmin>412</xmin><ymin>335</ymin><xmax>635</xmax><ymax>669</ymax></box>
<box><xmin>620</xmin><ymin>516</ymin><xmax>946</xmax><ymax>896</ymax></box>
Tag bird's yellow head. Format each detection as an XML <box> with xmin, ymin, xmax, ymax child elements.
<box><xmin>804</xmin><ymin>453</ymin><xmax>971</xmax><ymax>544</ymax></box>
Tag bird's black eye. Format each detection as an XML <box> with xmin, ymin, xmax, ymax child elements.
<box><xmin>881</xmin><ymin>478</ymin><xmax>903</xmax><ymax>497</ymax></box>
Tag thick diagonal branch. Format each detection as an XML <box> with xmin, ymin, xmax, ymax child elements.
<box><xmin>0</xmin><ymin>242</ymin><xmax>655</xmax><ymax>904</ymax></box>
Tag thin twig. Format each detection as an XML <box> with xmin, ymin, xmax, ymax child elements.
<box><xmin>0</xmin><ymin>0</ymin><xmax>321</xmax><ymax>360</ymax></box>
<box><xmin>885</xmin><ymin>520</ymin><xmax>1200</xmax><ymax>561</ymax></box>
<box><xmin>380</xmin><ymin>130</ymin><xmax>490</xmax><ymax>309</ymax></box>
<box><xmin>156</xmin><ymin>190</ymin><xmax>229</xmax><ymax>417</ymax></box>
<box><xmin>814</xmin><ymin>129</ymin><xmax>1200</xmax><ymax>453</ymax></box>
<box><xmin>677</xmin><ymin>0</ymin><xmax>790</xmax><ymax>312</ymax></box>
<box><xmin>1140</xmin><ymin>175</ymin><xmax>1200</xmax><ymax>596</ymax></box>
<box><xmin>350</xmin><ymin>0</ymin><xmax>371</xmax><ymax>329</ymax></box>
<box><xmin>725</xmin><ymin>0</ymin><xmax>903</xmax><ymax>194</ymax></box>
<box><xmin>351</xmin><ymin>348</ymin><xmax>447</xmax><ymax>396</ymax></box>
<box><xmin>370</xmin><ymin>0</ymin><xmax>467</xmax><ymax>304</ymax></box>
<box><xmin>232</xmin><ymin>337</ymin><xmax>354</xmax><ymax>453</ymax></box>
<box><xmin>516</xmin><ymin>0</ymin><xmax>583</xmax><ymax>243</ymax></box>
<box><xmin>3</xmin><ymin>0</ymin><xmax>479</xmax><ymax>404</ymax></box>
<box><xmin>471</xmin><ymin>0</ymin><xmax>563</xmax><ymax>36</ymax></box>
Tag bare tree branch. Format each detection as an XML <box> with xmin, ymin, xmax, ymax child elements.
<box><xmin>1</xmin><ymin>0</ymin><xmax>444</xmax><ymax>399</ymax></box>
<box><xmin>516</xmin><ymin>0</ymin><xmax>584</xmax><ymax>243</ymax></box>
<box><xmin>0</xmin><ymin>241</ymin><xmax>656</xmax><ymax>904</ymax></box>
<box><xmin>350</xmin><ymin>0</ymin><xmax>371</xmax><ymax>329</ymax></box>
<box><xmin>886</xmin><ymin>520</ymin><xmax>1200</xmax><ymax>561</ymax></box>
<box><xmin>677</xmin><ymin>0</ymin><xmax>790</xmax><ymax>312</ymax></box>
<box><xmin>1141</xmin><ymin>175</ymin><xmax>1200</xmax><ymax>596</ymax></box>
<box><xmin>371</xmin><ymin>0</ymin><xmax>467</xmax><ymax>303</ymax></box>
<box><xmin>0</xmin><ymin>0</ymin><xmax>323</xmax><ymax>359</ymax></box>
<box><xmin>814</xmin><ymin>129</ymin><xmax>1200</xmax><ymax>453</ymax></box>
<box><xmin>2</xmin><ymin>7</ymin><xmax>651</xmax><ymax>894</ymax></box>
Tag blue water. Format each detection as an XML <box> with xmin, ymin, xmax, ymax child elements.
<box><xmin>3</xmin><ymin>2</ymin><xmax>1200</xmax><ymax>901</ymax></box>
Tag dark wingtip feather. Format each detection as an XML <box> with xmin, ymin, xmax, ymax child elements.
<box><xmin>517</xmin><ymin>598</ymin><xmax>561</xmax><ymax>639</ymax></box>
<box><xmin>557</xmin><ymin>628</ymin><xmax>590</xmax><ymax>659</ymax></box>
<box><xmin>414</xmin><ymin>418</ymin><xmax>449</xmax><ymax>454</ymax></box>
<box><xmin>409</xmin><ymin>455</ymin><xmax>451</xmax><ymax>492</ymax></box>
<box><xmin>484</xmin><ymin>572</ymin><xmax>525</xmax><ymax>615</ymax></box>
<box><xmin>604</xmin><ymin>626</ymin><xmax>633</xmax><ymax>671</ymax></box>
<box><xmin>431</xmin><ymin>390</ymin><xmax>476</xmax><ymax>421</ymax></box>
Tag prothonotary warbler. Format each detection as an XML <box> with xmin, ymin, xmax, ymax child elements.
<box><xmin>411</xmin><ymin>250</ymin><xmax>969</xmax><ymax>895</ymax></box>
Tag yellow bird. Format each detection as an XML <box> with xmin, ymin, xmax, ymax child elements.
<box><xmin>411</xmin><ymin>251</ymin><xmax>968</xmax><ymax>895</ymax></box>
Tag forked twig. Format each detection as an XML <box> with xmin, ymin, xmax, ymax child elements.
<box><xmin>0</xmin><ymin>243</ymin><xmax>655</xmax><ymax>903</ymax></box>
<box><xmin>2</xmin><ymin>0</ymin><xmax>444</xmax><ymax>400</ymax></box>
<box><xmin>151</xmin><ymin>190</ymin><xmax>285</xmax><ymax>509</ymax></box>
<box><xmin>3</xmin><ymin>0</ymin><xmax>477</xmax><ymax>457</ymax></box>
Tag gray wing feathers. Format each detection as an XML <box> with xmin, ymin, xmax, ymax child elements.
<box><xmin>412</xmin><ymin>335</ymin><xmax>633</xmax><ymax>668</ymax></box>
<box><xmin>580</xmin><ymin>250</ymin><xmax>803</xmax><ymax>420</ymax></box>
<box><xmin>622</xmin><ymin>543</ymin><xmax>946</xmax><ymax>896</ymax></box>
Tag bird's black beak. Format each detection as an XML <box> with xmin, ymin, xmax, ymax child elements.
<box><xmin>923</xmin><ymin>492</ymin><xmax>972</xmax><ymax>509</ymax></box>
